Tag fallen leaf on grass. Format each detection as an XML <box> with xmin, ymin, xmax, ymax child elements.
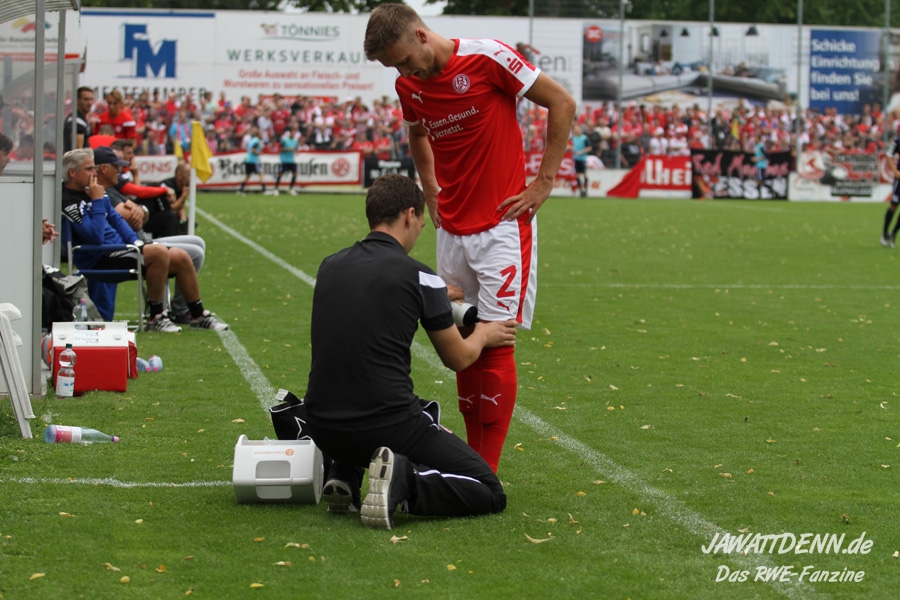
<box><xmin>881</xmin><ymin>402</ymin><xmax>889</xmax><ymax>410</ymax></box>
<box><xmin>253</xmin><ymin>537</ymin><xmax>264</xmax><ymax>542</ymax></box>
<box><xmin>632</xmin><ymin>508</ymin><xmax>639</xmax><ymax>515</ymax></box>
<box><xmin>284</xmin><ymin>542</ymin><xmax>310</xmax><ymax>549</ymax></box>
<box><xmin>609</xmin><ymin>384</ymin><xmax>618</xmax><ymax>391</ymax></box>
<box><xmin>447</xmin><ymin>564</ymin><xmax>457</xmax><ymax>571</ymax></box>
<box><xmin>249</xmin><ymin>583</ymin><xmax>264</xmax><ymax>588</ymax></box>
<box><xmin>232</xmin><ymin>419</ymin><xmax>245</xmax><ymax>423</ymax></box>
<box><xmin>390</xmin><ymin>536</ymin><xmax>408</xmax><ymax>544</ymax></box>
<box><xmin>719</xmin><ymin>473</ymin><xmax>732</xmax><ymax>479</ymax></box>
<box><xmin>135</xmin><ymin>519</ymin><xmax>143</xmax><ymax>524</ymax></box>
<box><xmin>58</xmin><ymin>512</ymin><xmax>74</xmax><ymax>518</ymax></box>
<box><xmin>747</xmin><ymin>468</ymin><xmax>754</xmax><ymax>474</ymax></box>
<box><xmin>892</xmin><ymin>551</ymin><xmax>899</xmax><ymax>558</ymax></box>
<box><xmin>273</xmin><ymin>561</ymin><xmax>292</xmax><ymax>567</ymax></box>
<box><xmin>766</xmin><ymin>439</ymin><xmax>776</xmax><ymax>443</ymax></box>
<box><xmin>514</xmin><ymin>443</ymin><xmax>524</xmax><ymax>452</ymax></box>
<box><xmin>184</xmin><ymin>556</ymin><xmax>194</xmax><ymax>560</ymax></box>
<box><xmin>552</xmin><ymin>406</ymin><xmax>567</xmax><ymax>410</ymax></box>
<box><xmin>29</xmin><ymin>573</ymin><xmax>45</xmax><ymax>581</ymax></box>
<box><xmin>575</xmin><ymin>491</ymin><xmax>586</xmax><ymax>497</ymax></box>
<box><xmin>841</xmin><ymin>514</ymin><xmax>851</xmax><ymax>524</ymax></box>
<box><xmin>120</xmin><ymin>576</ymin><xmax>130</xmax><ymax>583</ymax></box>
<box><xmin>103</xmin><ymin>563</ymin><xmax>120</xmax><ymax>572</ymax></box>
<box><xmin>881</xmin><ymin>465</ymin><xmax>890</xmax><ymax>469</ymax></box>
<box><xmin>393</xmin><ymin>579</ymin><xmax>401</xmax><ymax>588</ymax></box>
<box><xmin>156</xmin><ymin>565</ymin><xmax>166</xmax><ymax>573</ymax></box>
<box><xmin>525</xmin><ymin>534</ymin><xmax>551</xmax><ymax>544</ymax></box>
<box><xmin>568</xmin><ymin>513</ymin><xmax>578</xmax><ymax>525</ymax></box>
<box><xmin>713</xmin><ymin>464</ymin><xmax>723</xmax><ymax>469</ymax></box>
<box><xmin>640</xmin><ymin>424</ymin><xmax>652</xmax><ymax>430</ymax></box>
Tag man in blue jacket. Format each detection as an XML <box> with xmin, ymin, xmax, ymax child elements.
<box><xmin>61</xmin><ymin>147</ymin><xmax>227</xmax><ymax>332</ymax></box>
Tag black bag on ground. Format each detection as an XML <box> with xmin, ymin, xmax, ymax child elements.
<box><xmin>269</xmin><ymin>389</ymin><xmax>313</xmax><ymax>441</ymax></box>
<box><xmin>269</xmin><ymin>389</ymin><xmax>332</xmax><ymax>482</ymax></box>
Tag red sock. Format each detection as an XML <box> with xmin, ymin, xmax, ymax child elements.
<box><xmin>477</xmin><ymin>345</ymin><xmax>517</xmax><ymax>472</ymax></box>
<box><xmin>456</xmin><ymin>355</ymin><xmax>483</xmax><ymax>453</ymax></box>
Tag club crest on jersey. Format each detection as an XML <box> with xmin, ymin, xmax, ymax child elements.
<box><xmin>452</xmin><ymin>74</ymin><xmax>471</xmax><ymax>94</ymax></box>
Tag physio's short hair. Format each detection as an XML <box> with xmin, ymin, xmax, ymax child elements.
<box><xmin>364</xmin><ymin>4</ymin><xmax>425</xmax><ymax>60</ymax></box>
<box><xmin>365</xmin><ymin>174</ymin><xmax>424</xmax><ymax>229</ymax></box>
<box><xmin>77</xmin><ymin>86</ymin><xmax>93</xmax><ymax>100</ymax></box>
<box><xmin>0</xmin><ymin>131</ymin><xmax>12</xmax><ymax>154</ymax></box>
<box><xmin>110</xmin><ymin>138</ymin><xmax>134</xmax><ymax>152</ymax></box>
<box><xmin>62</xmin><ymin>148</ymin><xmax>93</xmax><ymax>183</ymax></box>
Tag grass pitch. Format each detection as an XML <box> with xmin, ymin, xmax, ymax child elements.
<box><xmin>1</xmin><ymin>195</ymin><xmax>898</xmax><ymax>599</ymax></box>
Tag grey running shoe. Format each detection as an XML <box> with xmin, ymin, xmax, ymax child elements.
<box><xmin>145</xmin><ymin>313</ymin><xmax>182</xmax><ymax>333</ymax></box>
<box><xmin>361</xmin><ymin>447</ymin><xmax>409</xmax><ymax>530</ymax></box>
<box><xmin>882</xmin><ymin>234</ymin><xmax>891</xmax><ymax>247</ymax></box>
<box><xmin>190</xmin><ymin>310</ymin><xmax>229</xmax><ymax>331</ymax></box>
<box><xmin>323</xmin><ymin>479</ymin><xmax>359</xmax><ymax>514</ymax></box>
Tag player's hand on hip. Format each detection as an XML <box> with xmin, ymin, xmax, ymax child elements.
<box><xmin>499</xmin><ymin>182</ymin><xmax>550</xmax><ymax>224</ymax></box>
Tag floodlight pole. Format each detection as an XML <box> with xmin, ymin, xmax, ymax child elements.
<box><xmin>796</xmin><ymin>0</ymin><xmax>803</xmax><ymax>159</ymax></box>
<box><xmin>707</xmin><ymin>0</ymin><xmax>714</xmax><ymax>149</ymax></box>
<box><xmin>884</xmin><ymin>0</ymin><xmax>891</xmax><ymax>146</ymax></box>
<box><xmin>615</xmin><ymin>0</ymin><xmax>625</xmax><ymax>169</ymax></box>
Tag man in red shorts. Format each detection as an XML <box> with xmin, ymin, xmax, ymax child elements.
<box><xmin>364</xmin><ymin>4</ymin><xmax>576</xmax><ymax>472</ymax></box>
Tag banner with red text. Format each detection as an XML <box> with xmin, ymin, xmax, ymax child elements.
<box><xmin>691</xmin><ymin>150</ymin><xmax>790</xmax><ymax>200</ymax></box>
<box><xmin>135</xmin><ymin>151</ymin><xmax>361</xmax><ymax>189</ymax></box>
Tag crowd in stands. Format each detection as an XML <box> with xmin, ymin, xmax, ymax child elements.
<box><xmin>553</xmin><ymin>98</ymin><xmax>899</xmax><ymax>168</ymax></box>
<box><xmin>2</xmin><ymin>86</ymin><xmax>898</xmax><ymax>172</ymax></box>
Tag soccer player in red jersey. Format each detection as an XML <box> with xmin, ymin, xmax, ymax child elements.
<box><xmin>364</xmin><ymin>4</ymin><xmax>575</xmax><ymax>472</ymax></box>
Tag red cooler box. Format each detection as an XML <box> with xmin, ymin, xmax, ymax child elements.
<box><xmin>51</xmin><ymin>322</ymin><xmax>133</xmax><ymax>394</ymax></box>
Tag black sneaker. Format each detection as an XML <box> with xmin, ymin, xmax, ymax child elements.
<box><xmin>361</xmin><ymin>447</ymin><xmax>410</xmax><ymax>530</ymax></box>
<box><xmin>322</xmin><ymin>479</ymin><xmax>359</xmax><ymax>514</ymax></box>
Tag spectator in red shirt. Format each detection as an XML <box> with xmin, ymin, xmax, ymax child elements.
<box><xmin>95</xmin><ymin>90</ymin><xmax>136</xmax><ymax>140</ymax></box>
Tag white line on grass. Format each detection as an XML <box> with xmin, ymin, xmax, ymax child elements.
<box><xmin>550</xmin><ymin>283</ymin><xmax>900</xmax><ymax>290</ymax></box>
<box><xmin>202</xmin><ymin>205</ymin><xmax>824</xmax><ymax>599</ymax></box>
<box><xmin>0</xmin><ymin>476</ymin><xmax>230</xmax><ymax>488</ymax></box>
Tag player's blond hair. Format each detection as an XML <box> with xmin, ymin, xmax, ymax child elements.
<box><xmin>364</xmin><ymin>4</ymin><xmax>426</xmax><ymax>60</ymax></box>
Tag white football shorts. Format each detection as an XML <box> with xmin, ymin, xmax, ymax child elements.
<box><xmin>436</xmin><ymin>217</ymin><xmax>537</xmax><ymax>330</ymax></box>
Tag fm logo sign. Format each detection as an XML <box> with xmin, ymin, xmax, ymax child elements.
<box><xmin>123</xmin><ymin>24</ymin><xmax>177</xmax><ymax>78</ymax></box>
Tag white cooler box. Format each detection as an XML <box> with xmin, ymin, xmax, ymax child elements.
<box><xmin>232</xmin><ymin>435</ymin><xmax>323</xmax><ymax>504</ymax></box>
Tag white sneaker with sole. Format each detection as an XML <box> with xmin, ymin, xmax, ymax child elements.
<box><xmin>145</xmin><ymin>313</ymin><xmax>182</xmax><ymax>333</ymax></box>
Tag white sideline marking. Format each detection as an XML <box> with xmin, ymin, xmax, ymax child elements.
<box><xmin>551</xmin><ymin>282</ymin><xmax>900</xmax><ymax>290</ymax></box>
<box><xmin>198</xmin><ymin>208</ymin><xmax>317</xmax><ymax>287</ymax></box>
<box><xmin>217</xmin><ymin>329</ymin><xmax>276</xmax><ymax>411</ymax></box>
<box><xmin>0</xmin><ymin>476</ymin><xmax>230</xmax><ymax>488</ymax></box>
<box><xmin>202</xmin><ymin>207</ymin><xmax>823</xmax><ymax>599</ymax></box>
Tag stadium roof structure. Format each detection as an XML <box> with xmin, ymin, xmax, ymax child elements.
<box><xmin>1</xmin><ymin>0</ymin><xmax>79</xmax><ymax>25</ymax></box>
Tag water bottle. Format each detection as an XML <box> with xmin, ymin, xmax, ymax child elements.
<box><xmin>136</xmin><ymin>357</ymin><xmax>150</xmax><ymax>372</ymax></box>
<box><xmin>148</xmin><ymin>355</ymin><xmax>163</xmax><ymax>372</ymax></box>
<box><xmin>44</xmin><ymin>424</ymin><xmax>119</xmax><ymax>443</ymax></box>
<box><xmin>73</xmin><ymin>298</ymin><xmax>90</xmax><ymax>329</ymax></box>
<box><xmin>451</xmin><ymin>301</ymin><xmax>478</xmax><ymax>327</ymax></box>
<box><xmin>55</xmin><ymin>343</ymin><xmax>76</xmax><ymax>398</ymax></box>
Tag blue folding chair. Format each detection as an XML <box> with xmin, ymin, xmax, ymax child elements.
<box><xmin>62</xmin><ymin>220</ymin><xmax>146</xmax><ymax>330</ymax></box>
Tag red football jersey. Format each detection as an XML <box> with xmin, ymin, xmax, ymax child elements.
<box><xmin>95</xmin><ymin>109</ymin><xmax>136</xmax><ymax>139</ymax></box>
<box><xmin>396</xmin><ymin>39</ymin><xmax>538</xmax><ymax>235</ymax></box>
